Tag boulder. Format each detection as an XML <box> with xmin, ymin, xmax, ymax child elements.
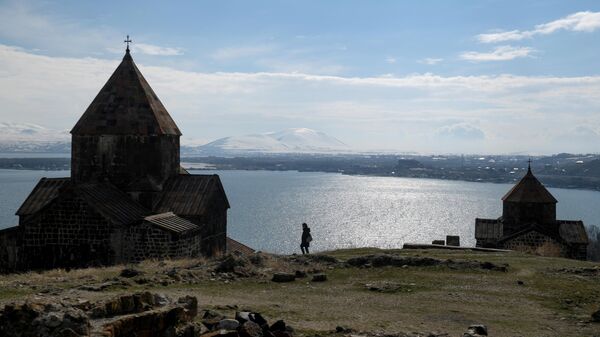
<box><xmin>218</xmin><ymin>319</ymin><xmax>240</xmax><ymax>330</ymax></box>
<box><xmin>463</xmin><ymin>324</ymin><xmax>488</xmax><ymax>336</ymax></box>
<box><xmin>239</xmin><ymin>321</ymin><xmax>263</xmax><ymax>337</ymax></box>
<box><xmin>269</xmin><ymin>320</ymin><xmax>286</xmax><ymax>332</ymax></box>
<box><xmin>592</xmin><ymin>308</ymin><xmax>600</xmax><ymax>322</ymax></box>
<box><xmin>272</xmin><ymin>273</ymin><xmax>295</xmax><ymax>283</ymax></box>
<box><xmin>311</xmin><ymin>274</ymin><xmax>327</xmax><ymax>282</ymax></box>
<box><xmin>294</xmin><ymin>270</ymin><xmax>307</xmax><ymax>278</ymax></box>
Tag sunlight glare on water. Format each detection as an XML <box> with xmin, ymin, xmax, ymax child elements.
<box><xmin>1</xmin><ymin>169</ymin><xmax>600</xmax><ymax>255</ymax></box>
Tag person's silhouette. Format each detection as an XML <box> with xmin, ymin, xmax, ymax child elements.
<box><xmin>300</xmin><ymin>222</ymin><xmax>312</xmax><ymax>254</ymax></box>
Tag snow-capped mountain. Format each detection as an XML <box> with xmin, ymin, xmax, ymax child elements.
<box><xmin>0</xmin><ymin>123</ymin><xmax>70</xmax><ymax>153</ymax></box>
<box><xmin>186</xmin><ymin>128</ymin><xmax>350</xmax><ymax>155</ymax></box>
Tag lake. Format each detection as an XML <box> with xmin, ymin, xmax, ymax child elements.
<box><xmin>1</xmin><ymin>169</ymin><xmax>599</xmax><ymax>254</ymax></box>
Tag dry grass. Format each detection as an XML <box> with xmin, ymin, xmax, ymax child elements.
<box><xmin>1</xmin><ymin>249</ymin><xmax>599</xmax><ymax>337</ymax></box>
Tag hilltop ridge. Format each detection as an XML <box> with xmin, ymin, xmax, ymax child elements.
<box><xmin>1</xmin><ymin>248</ymin><xmax>599</xmax><ymax>336</ymax></box>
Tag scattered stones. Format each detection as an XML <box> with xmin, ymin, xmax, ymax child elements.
<box><xmin>272</xmin><ymin>273</ymin><xmax>295</xmax><ymax>283</ymax></box>
<box><xmin>216</xmin><ymin>254</ymin><xmax>249</xmax><ymax>273</ymax></box>
<box><xmin>119</xmin><ymin>267</ymin><xmax>142</xmax><ymax>278</ymax></box>
<box><xmin>365</xmin><ymin>281</ymin><xmax>416</xmax><ymax>293</ymax></box>
<box><xmin>463</xmin><ymin>324</ymin><xmax>488</xmax><ymax>336</ymax></box>
<box><xmin>311</xmin><ymin>274</ymin><xmax>327</xmax><ymax>282</ymax></box>
<box><xmin>346</xmin><ymin>254</ymin><xmax>507</xmax><ymax>272</ymax></box>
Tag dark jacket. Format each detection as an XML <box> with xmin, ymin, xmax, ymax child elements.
<box><xmin>301</xmin><ymin>228</ymin><xmax>311</xmax><ymax>245</ymax></box>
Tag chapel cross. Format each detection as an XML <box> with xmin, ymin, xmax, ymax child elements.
<box><xmin>124</xmin><ymin>35</ymin><xmax>132</xmax><ymax>52</ymax></box>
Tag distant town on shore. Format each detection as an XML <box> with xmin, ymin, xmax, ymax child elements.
<box><xmin>2</xmin><ymin>152</ymin><xmax>600</xmax><ymax>191</ymax></box>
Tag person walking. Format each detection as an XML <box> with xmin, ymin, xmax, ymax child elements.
<box><xmin>300</xmin><ymin>222</ymin><xmax>312</xmax><ymax>254</ymax></box>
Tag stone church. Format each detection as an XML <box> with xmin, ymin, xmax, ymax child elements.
<box><xmin>475</xmin><ymin>164</ymin><xmax>588</xmax><ymax>260</ymax></box>
<box><xmin>0</xmin><ymin>46</ymin><xmax>232</xmax><ymax>271</ymax></box>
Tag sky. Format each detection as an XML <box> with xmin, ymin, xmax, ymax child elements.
<box><xmin>0</xmin><ymin>0</ymin><xmax>600</xmax><ymax>154</ymax></box>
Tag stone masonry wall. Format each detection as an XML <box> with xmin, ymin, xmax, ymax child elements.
<box><xmin>21</xmin><ymin>192</ymin><xmax>116</xmax><ymax>269</ymax></box>
<box><xmin>501</xmin><ymin>231</ymin><xmax>567</xmax><ymax>257</ymax></box>
<box><xmin>123</xmin><ymin>223</ymin><xmax>202</xmax><ymax>262</ymax></box>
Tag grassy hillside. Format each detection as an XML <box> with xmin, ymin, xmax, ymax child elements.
<box><xmin>1</xmin><ymin>248</ymin><xmax>599</xmax><ymax>337</ymax></box>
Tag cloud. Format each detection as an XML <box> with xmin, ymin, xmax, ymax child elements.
<box><xmin>2</xmin><ymin>44</ymin><xmax>600</xmax><ymax>153</ymax></box>
<box><xmin>460</xmin><ymin>46</ymin><xmax>534</xmax><ymax>61</ymax></box>
<box><xmin>385</xmin><ymin>57</ymin><xmax>396</xmax><ymax>64</ymax></box>
<box><xmin>134</xmin><ymin>43</ymin><xmax>183</xmax><ymax>56</ymax></box>
<box><xmin>477</xmin><ymin>11</ymin><xmax>600</xmax><ymax>43</ymax></box>
<box><xmin>435</xmin><ymin>123</ymin><xmax>485</xmax><ymax>140</ymax></box>
<box><xmin>418</xmin><ymin>58</ymin><xmax>443</xmax><ymax>65</ymax></box>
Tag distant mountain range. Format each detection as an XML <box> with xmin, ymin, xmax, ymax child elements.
<box><xmin>185</xmin><ymin>128</ymin><xmax>350</xmax><ymax>155</ymax></box>
<box><xmin>0</xmin><ymin>123</ymin><xmax>70</xmax><ymax>153</ymax></box>
<box><xmin>0</xmin><ymin>124</ymin><xmax>350</xmax><ymax>155</ymax></box>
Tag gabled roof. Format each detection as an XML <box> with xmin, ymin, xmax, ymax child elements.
<box><xmin>144</xmin><ymin>212</ymin><xmax>200</xmax><ymax>234</ymax></box>
<box><xmin>16</xmin><ymin>178</ymin><xmax>70</xmax><ymax>216</ymax></box>
<box><xmin>71</xmin><ymin>50</ymin><xmax>181</xmax><ymax>136</ymax></box>
<box><xmin>153</xmin><ymin>174</ymin><xmax>230</xmax><ymax>216</ymax></box>
<box><xmin>16</xmin><ymin>178</ymin><xmax>148</xmax><ymax>225</ymax></box>
<box><xmin>557</xmin><ymin>220</ymin><xmax>589</xmax><ymax>244</ymax></box>
<box><xmin>502</xmin><ymin>167</ymin><xmax>557</xmax><ymax>203</ymax></box>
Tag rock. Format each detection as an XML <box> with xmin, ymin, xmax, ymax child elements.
<box><xmin>218</xmin><ymin>319</ymin><xmax>240</xmax><ymax>330</ymax></box>
<box><xmin>270</xmin><ymin>320</ymin><xmax>286</xmax><ymax>332</ymax></box>
<box><xmin>272</xmin><ymin>273</ymin><xmax>295</xmax><ymax>283</ymax></box>
<box><xmin>294</xmin><ymin>270</ymin><xmax>307</xmax><ymax>278</ymax></box>
<box><xmin>202</xmin><ymin>310</ymin><xmax>226</xmax><ymax>330</ymax></box>
<box><xmin>517</xmin><ymin>280</ymin><xmax>524</xmax><ymax>285</ymax></box>
<box><xmin>43</xmin><ymin>312</ymin><xmax>63</xmax><ymax>328</ymax></box>
<box><xmin>120</xmin><ymin>268</ymin><xmax>142</xmax><ymax>278</ymax></box>
<box><xmin>239</xmin><ymin>321</ymin><xmax>263</xmax><ymax>337</ymax></box>
<box><xmin>463</xmin><ymin>324</ymin><xmax>488</xmax><ymax>336</ymax></box>
<box><xmin>235</xmin><ymin>311</ymin><xmax>251</xmax><ymax>324</ymax></box>
<box><xmin>335</xmin><ymin>326</ymin><xmax>353</xmax><ymax>333</ymax></box>
<box><xmin>592</xmin><ymin>308</ymin><xmax>600</xmax><ymax>322</ymax></box>
<box><xmin>216</xmin><ymin>254</ymin><xmax>249</xmax><ymax>273</ymax></box>
<box><xmin>311</xmin><ymin>274</ymin><xmax>327</xmax><ymax>282</ymax></box>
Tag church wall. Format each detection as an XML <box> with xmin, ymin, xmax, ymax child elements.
<box><xmin>184</xmin><ymin>199</ymin><xmax>227</xmax><ymax>256</ymax></box>
<box><xmin>502</xmin><ymin>201</ymin><xmax>556</xmax><ymax>231</ymax></box>
<box><xmin>122</xmin><ymin>223</ymin><xmax>202</xmax><ymax>262</ymax></box>
<box><xmin>20</xmin><ymin>192</ymin><xmax>117</xmax><ymax>269</ymax></box>
<box><xmin>501</xmin><ymin>231</ymin><xmax>567</xmax><ymax>257</ymax></box>
<box><xmin>71</xmin><ymin>134</ymin><xmax>180</xmax><ymax>191</ymax></box>
<box><xmin>0</xmin><ymin>227</ymin><xmax>23</xmax><ymax>273</ymax></box>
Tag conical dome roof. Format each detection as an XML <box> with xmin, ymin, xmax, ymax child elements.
<box><xmin>502</xmin><ymin>166</ymin><xmax>557</xmax><ymax>203</ymax></box>
<box><xmin>71</xmin><ymin>50</ymin><xmax>181</xmax><ymax>136</ymax></box>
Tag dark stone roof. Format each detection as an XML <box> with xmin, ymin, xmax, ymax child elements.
<box><xmin>153</xmin><ymin>174</ymin><xmax>230</xmax><ymax>216</ymax></box>
<box><xmin>76</xmin><ymin>183</ymin><xmax>148</xmax><ymax>225</ymax></box>
<box><xmin>226</xmin><ymin>237</ymin><xmax>255</xmax><ymax>255</ymax></box>
<box><xmin>502</xmin><ymin>167</ymin><xmax>557</xmax><ymax>204</ymax></box>
<box><xmin>144</xmin><ymin>212</ymin><xmax>199</xmax><ymax>234</ymax></box>
<box><xmin>474</xmin><ymin>218</ymin><xmax>503</xmax><ymax>240</ymax></box>
<box><xmin>16</xmin><ymin>178</ymin><xmax>70</xmax><ymax>216</ymax></box>
<box><xmin>16</xmin><ymin>178</ymin><xmax>148</xmax><ymax>225</ymax></box>
<box><xmin>558</xmin><ymin>220</ymin><xmax>589</xmax><ymax>244</ymax></box>
<box><xmin>71</xmin><ymin>51</ymin><xmax>181</xmax><ymax>136</ymax></box>
<box><xmin>476</xmin><ymin>220</ymin><xmax>588</xmax><ymax>246</ymax></box>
